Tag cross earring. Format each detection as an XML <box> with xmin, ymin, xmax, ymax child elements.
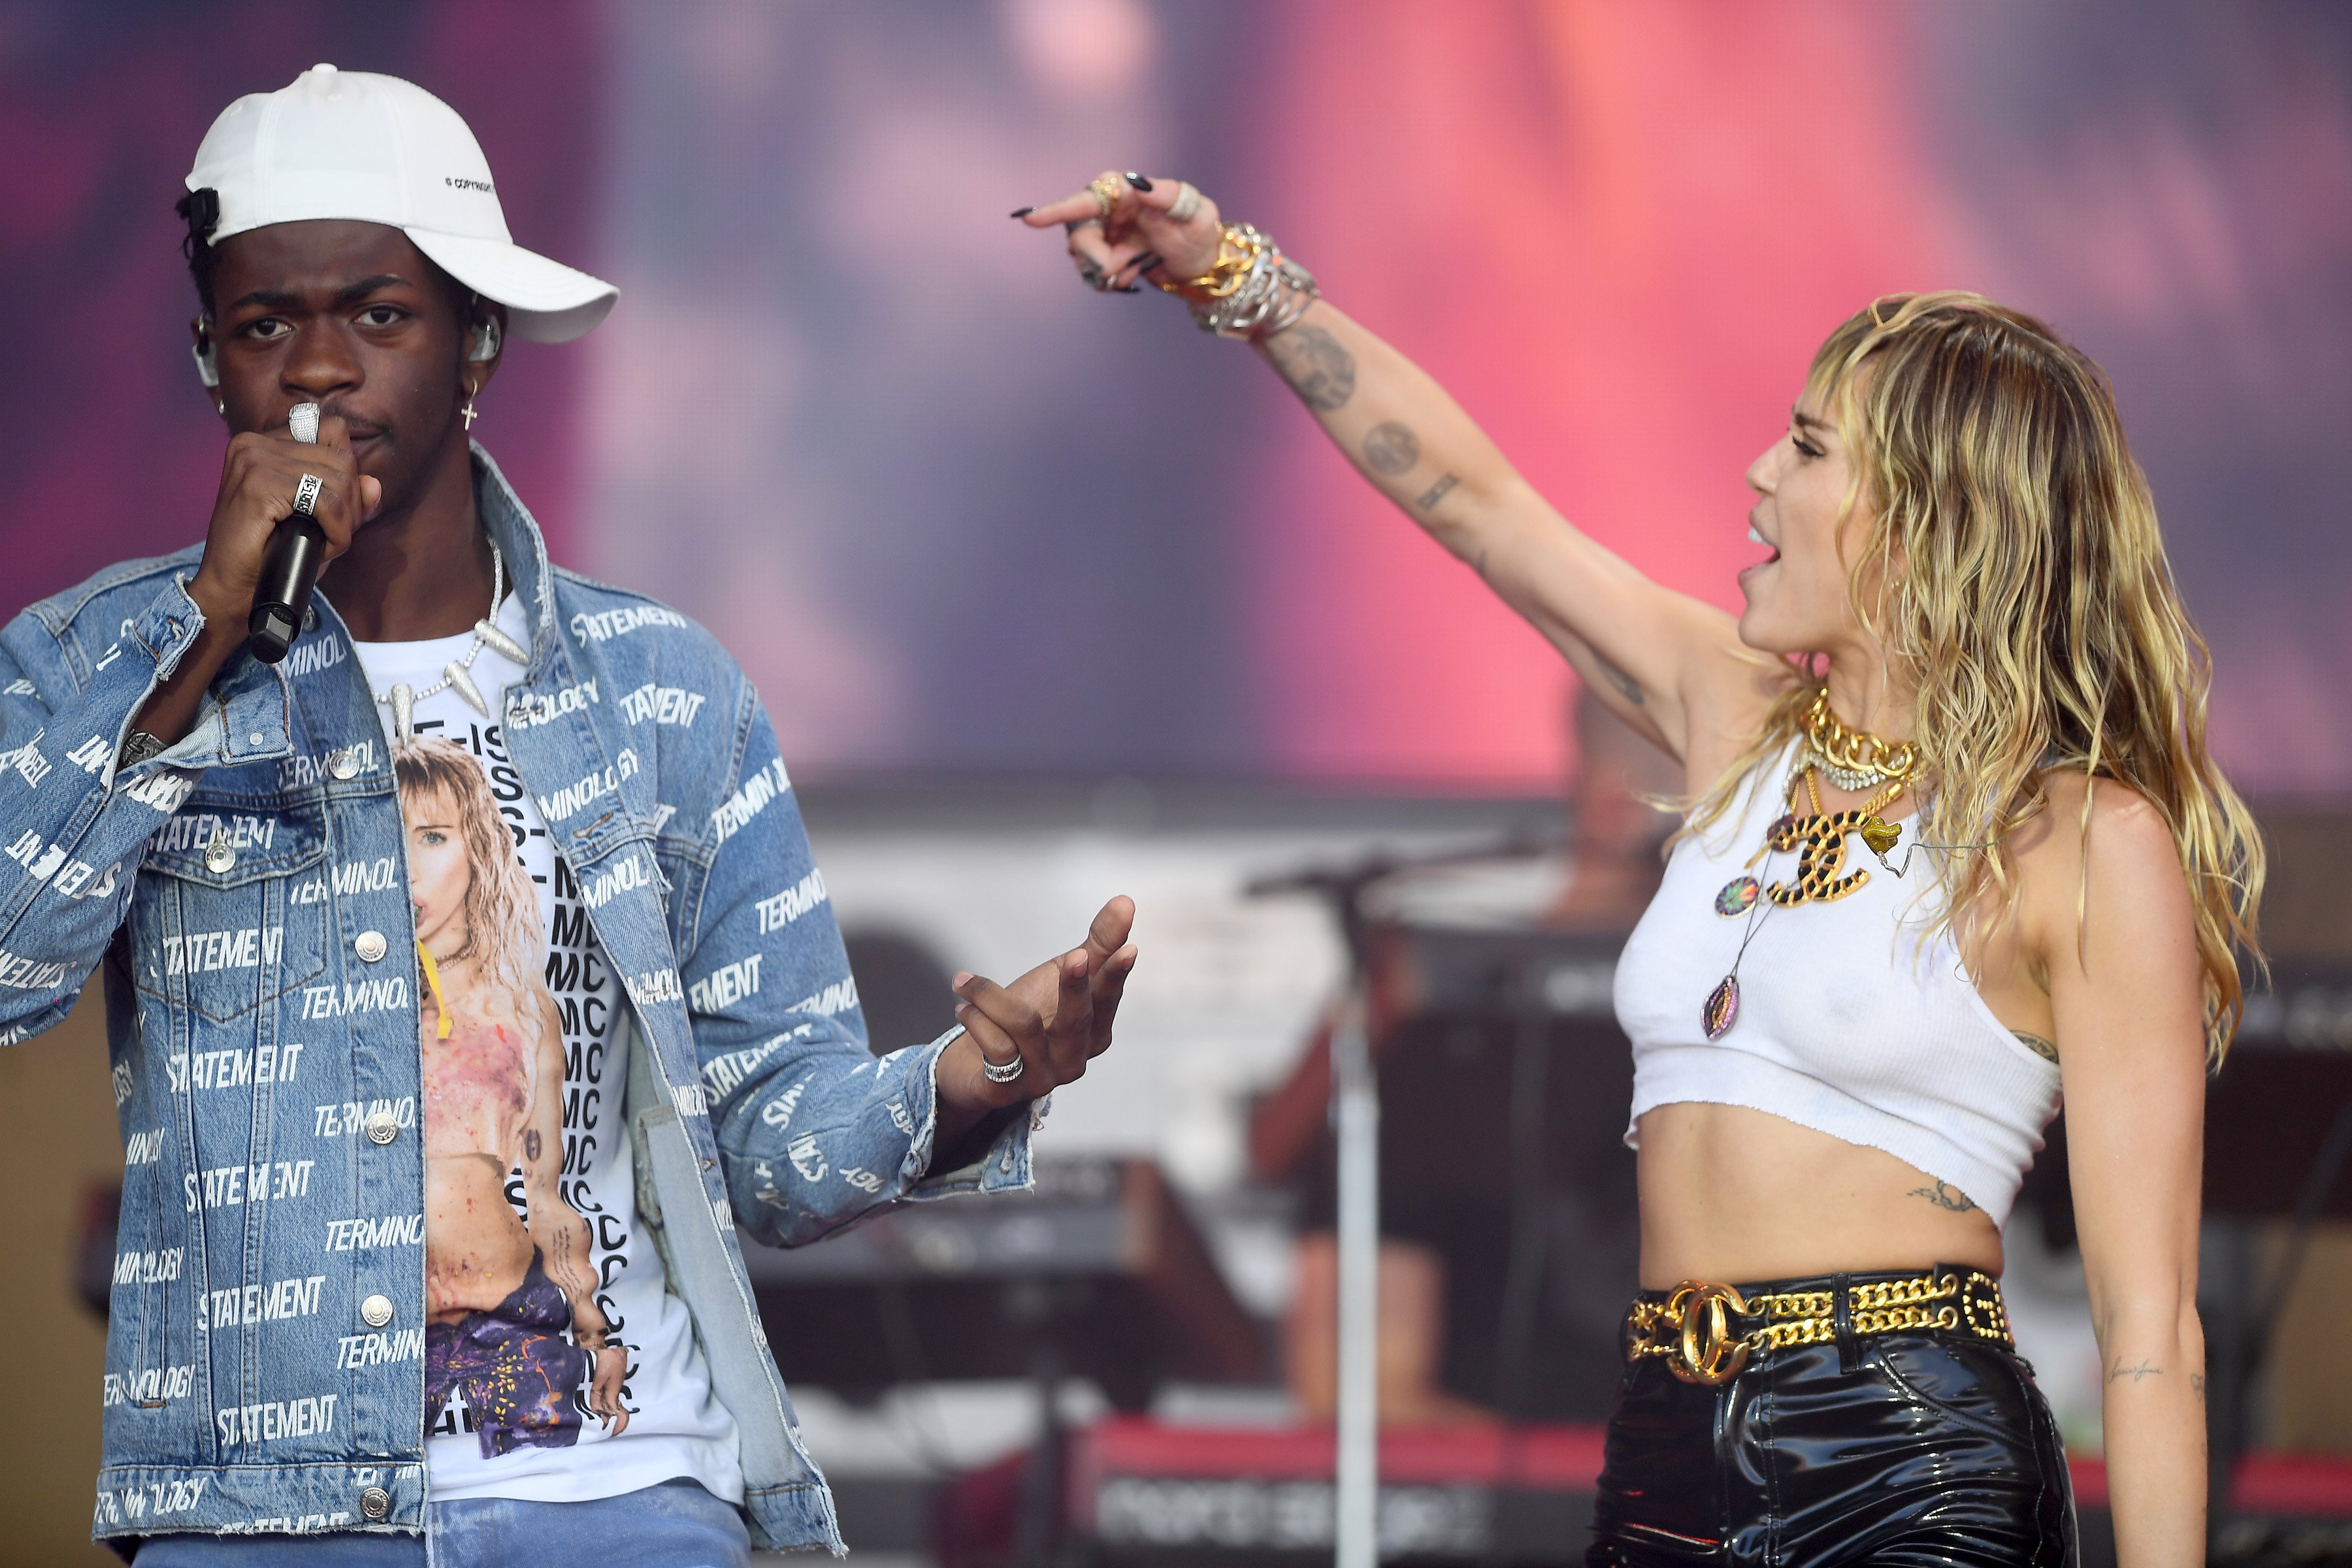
<box><xmin>461</xmin><ymin>379</ymin><xmax>480</xmax><ymax>432</ymax></box>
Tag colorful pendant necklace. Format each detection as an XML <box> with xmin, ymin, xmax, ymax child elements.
<box><xmin>1703</xmin><ymin>702</ymin><xmax>1922</xmax><ymax>1039</ymax></box>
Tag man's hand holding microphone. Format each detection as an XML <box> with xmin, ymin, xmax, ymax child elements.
<box><xmin>133</xmin><ymin>404</ymin><xmax>380</xmax><ymax>751</ymax></box>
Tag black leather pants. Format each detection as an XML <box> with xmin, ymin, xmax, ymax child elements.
<box><xmin>1588</xmin><ymin>1278</ymin><xmax>2076</xmax><ymax>1566</ymax></box>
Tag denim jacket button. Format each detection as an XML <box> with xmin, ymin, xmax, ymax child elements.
<box><xmin>364</xmin><ymin>1111</ymin><xmax>400</xmax><ymax>1145</ymax></box>
<box><xmin>353</xmin><ymin>930</ymin><xmax>388</xmax><ymax>963</ymax></box>
<box><xmin>329</xmin><ymin>747</ymin><xmax>362</xmax><ymax>780</ymax></box>
<box><xmin>203</xmin><ymin>838</ymin><xmax>235</xmax><ymax>875</ymax></box>
<box><xmin>359</xmin><ymin>1294</ymin><xmax>395</xmax><ymax>1328</ymax></box>
<box><xmin>359</xmin><ymin>1486</ymin><xmax>392</xmax><ymax>1521</ymax></box>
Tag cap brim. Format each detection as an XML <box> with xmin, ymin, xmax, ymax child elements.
<box><xmin>404</xmin><ymin>227</ymin><xmax>617</xmax><ymax>343</ymax></box>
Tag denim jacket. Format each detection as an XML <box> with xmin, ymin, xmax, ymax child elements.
<box><xmin>0</xmin><ymin>448</ymin><xmax>1035</xmax><ymax>1551</ymax></box>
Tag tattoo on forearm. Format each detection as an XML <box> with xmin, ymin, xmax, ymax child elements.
<box><xmin>2014</xmin><ymin>1030</ymin><xmax>2059</xmax><ymax>1064</ymax></box>
<box><xmin>1415</xmin><ymin>473</ymin><xmax>1460</xmax><ymax>510</ymax></box>
<box><xmin>2191</xmin><ymin>1373</ymin><xmax>2206</xmax><ymax>1401</ymax></box>
<box><xmin>1363</xmin><ymin>421</ymin><xmax>1420</xmax><ymax>476</ymax></box>
<box><xmin>1267</xmin><ymin>325</ymin><xmax>1356</xmax><ymax>411</ymax></box>
<box><xmin>1906</xmin><ymin>1179</ymin><xmax>1979</xmax><ymax>1213</ymax></box>
<box><xmin>1593</xmin><ymin>653</ymin><xmax>1644</xmax><ymax>708</ymax></box>
<box><xmin>523</xmin><ymin>1128</ymin><xmax>543</xmax><ymax>1163</ymax></box>
<box><xmin>2108</xmin><ymin>1357</ymin><xmax>2162</xmax><ymax>1384</ymax></box>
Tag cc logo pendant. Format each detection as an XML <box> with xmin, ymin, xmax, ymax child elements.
<box><xmin>1766</xmin><ymin>810</ymin><xmax>1873</xmax><ymax>906</ymax></box>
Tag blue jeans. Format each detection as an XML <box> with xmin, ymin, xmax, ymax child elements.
<box><xmin>133</xmin><ymin>1479</ymin><xmax>752</xmax><ymax>1568</ymax></box>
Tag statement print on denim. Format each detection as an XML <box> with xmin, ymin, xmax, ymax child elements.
<box><xmin>355</xmin><ymin>599</ymin><xmax>740</xmax><ymax>1505</ymax></box>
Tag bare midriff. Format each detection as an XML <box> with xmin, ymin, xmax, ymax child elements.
<box><xmin>425</xmin><ymin>1152</ymin><xmax>533</xmax><ymax>1320</ymax></box>
<box><xmin>422</xmin><ymin>1015</ymin><xmax>539</xmax><ymax>1322</ymax></box>
<box><xmin>1635</xmin><ymin>1101</ymin><xmax>2003</xmax><ymax>1290</ymax></box>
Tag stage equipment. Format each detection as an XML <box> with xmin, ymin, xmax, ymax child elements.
<box><xmin>742</xmin><ymin>1155</ymin><xmax>1259</xmax><ymax>1567</ymax></box>
<box><xmin>1247</xmin><ymin>834</ymin><xmax>1555</xmax><ymax>1568</ymax></box>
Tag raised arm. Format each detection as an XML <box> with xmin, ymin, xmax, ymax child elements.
<box><xmin>1019</xmin><ymin>174</ymin><xmax>1782</xmax><ymax>772</ymax></box>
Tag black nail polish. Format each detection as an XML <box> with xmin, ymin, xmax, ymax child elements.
<box><xmin>1137</xmin><ymin>256</ymin><xmax>1166</xmax><ymax>274</ymax></box>
<box><xmin>1124</xmin><ymin>172</ymin><xmax>1152</xmax><ymax>191</ymax></box>
<box><xmin>1009</xmin><ymin>206</ymin><xmax>1034</xmax><ymax>219</ymax></box>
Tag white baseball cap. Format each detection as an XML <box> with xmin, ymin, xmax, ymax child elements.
<box><xmin>186</xmin><ymin>63</ymin><xmax>616</xmax><ymax>342</ymax></box>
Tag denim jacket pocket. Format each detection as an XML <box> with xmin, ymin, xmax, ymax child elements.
<box><xmin>133</xmin><ymin>791</ymin><xmax>330</xmax><ymax>1024</ymax></box>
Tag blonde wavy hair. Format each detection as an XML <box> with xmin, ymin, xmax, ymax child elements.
<box><xmin>395</xmin><ymin>736</ymin><xmax>549</xmax><ymax>1031</ymax></box>
<box><xmin>1684</xmin><ymin>291</ymin><xmax>2263</xmax><ymax>1059</ymax></box>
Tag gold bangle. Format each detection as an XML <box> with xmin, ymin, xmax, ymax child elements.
<box><xmin>1152</xmin><ymin>223</ymin><xmax>1260</xmax><ymax>301</ymax></box>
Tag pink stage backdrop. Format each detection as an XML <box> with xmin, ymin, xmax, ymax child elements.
<box><xmin>5</xmin><ymin>2</ymin><xmax>2350</xmax><ymax>793</ymax></box>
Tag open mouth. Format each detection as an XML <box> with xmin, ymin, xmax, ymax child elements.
<box><xmin>1747</xmin><ymin>525</ymin><xmax>1781</xmax><ymax>566</ymax></box>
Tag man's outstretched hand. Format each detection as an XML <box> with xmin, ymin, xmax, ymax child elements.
<box><xmin>932</xmin><ymin>896</ymin><xmax>1137</xmax><ymax>1158</ymax></box>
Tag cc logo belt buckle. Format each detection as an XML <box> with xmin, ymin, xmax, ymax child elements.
<box><xmin>1669</xmin><ymin>1281</ymin><xmax>1755</xmax><ymax>1386</ymax></box>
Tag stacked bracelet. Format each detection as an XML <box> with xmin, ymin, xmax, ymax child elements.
<box><xmin>1152</xmin><ymin>223</ymin><xmax>1319</xmax><ymax>340</ymax></box>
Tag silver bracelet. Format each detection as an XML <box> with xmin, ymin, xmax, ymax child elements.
<box><xmin>1188</xmin><ymin>224</ymin><xmax>1319</xmax><ymax>340</ymax></box>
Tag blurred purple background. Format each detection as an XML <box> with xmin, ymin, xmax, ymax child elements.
<box><xmin>4</xmin><ymin>0</ymin><xmax>2349</xmax><ymax>792</ymax></box>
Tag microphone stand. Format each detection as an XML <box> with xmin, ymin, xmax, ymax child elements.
<box><xmin>1247</xmin><ymin>832</ymin><xmax>1555</xmax><ymax>1568</ymax></box>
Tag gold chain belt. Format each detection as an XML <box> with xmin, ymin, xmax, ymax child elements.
<box><xmin>1624</xmin><ymin>1267</ymin><xmax>2013</xmax><ymax>1388</ymax></box>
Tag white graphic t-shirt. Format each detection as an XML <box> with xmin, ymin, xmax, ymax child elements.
<box><xmin>352</xmin><ymin>593</ymin><xmax>741</xmax><ymax>1505</ymax></box>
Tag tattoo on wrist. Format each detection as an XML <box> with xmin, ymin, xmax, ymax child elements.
<box><xmin>1414</xmin><ymin>473</ymin><xmax>1460</xmax><ymax>510</ymax></box>
<box><xmin>2014</xmin><ymin>1030</ymin><xmax>2059</xmax><ymax>1064</ymax></box>
<box><xmin>1594</xmin><ymin>653</ymin><xmax>1644</xmax><ymax>708</ymax></box>
<box><xmin>2108</xmin><ymin>1356</ymin><xmax>2162</xmax><ymax>1384</ymax></box>
<box><xmin>1362</xmin><ymin>421</ymin><xmax>1419</xmax><ymax>476</ymax></box>
<box><xmin>1267</xmin><ymin>325</ymin><xmax>1356</xmax><ymax>411</ymax></box>
<box><xmin>1906</xmin><ymin>1179</ymin><xmax>1979</xmax><ymax>1213</ymax></box>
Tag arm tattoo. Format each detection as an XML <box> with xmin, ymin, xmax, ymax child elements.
<box><xmin>1362</xmin><ymin>421</ymin><xmax>1420</xmax><ymax>476</ymax></box>
<box><xmin>1266</xmin><ymin>325</ymin><xmax>1356</xmax><ymax>411</ymax></box>
<box><xmin>1414</xmin><ymin>473</ymin><xmax>1460</xmax><ymax>510</ymax></box>
<box><xmin>523</xmin><ymin>1128</ymin><xmax>543</xmax><ymax>1163</ymax></box>
<box><xmin>1593</xmin><ymin>652</ymin><xmax>1644</xmax><ymax>708</ymax></box>
<box><xmin>1906</xmin><ymin>1179</ymin><xmax>1979</xmax><ymax>1213</ymax></box>
<box><xmin>2014</xmin><ymin>1030</ymin><xmax>2059</xmax><ymax>1064</ymax></box>
<box><xmin>2191</xmin><ymin>1373</ymin><xmax>2206</xmax><ymax>1401</ymax></box>
<box><xmin>2108</xmin><ymin>1356</ymin><xmax>2163</xmax><ymax>1384</ymax></box>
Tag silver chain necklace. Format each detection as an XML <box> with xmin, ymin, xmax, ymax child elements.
<box><xmin>372</xmin><ymin>543</ymin><xmax>531</xmax><ymax>742</ymax></box>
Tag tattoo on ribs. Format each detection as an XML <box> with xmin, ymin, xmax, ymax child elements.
<box><xmin>2109</xmin><ymin>1357</ymin><xmax>2163</xmax><ymax>1384</ymax></box>
<box><xmin>1906</xmin><ymin>1179</ymin><xmax>1979</xmax><ymax>1213</ymax></box>
<box><xmin>1593</xmin><ymin>653</ymin><xmax>1644</xmax><ymax>707</ymax></box>
<box><xmin>1415</xmin><ymin>473</ymin><xmax>1460</xmax><ymax>510</ymax></box>
<box><xmin>1267</xmin><ymin>325</ymin><xmax>1356</xmax><ymax>411</ymax></box>
<box><xmin>1362</xmin><ymin>421</ymin><xmax>1420</xmax><ymax>476</ymax></box>
<box><xmin>2014</xmin><ymin>1030</ymin><xmax>2059</xmax><ymax>1064</ymax></box>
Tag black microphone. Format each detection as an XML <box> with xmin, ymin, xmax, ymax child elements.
<box><xmin>246</xmin><ymin>402</ymin><xmax>326</xmax><ymax>664</ymax></box>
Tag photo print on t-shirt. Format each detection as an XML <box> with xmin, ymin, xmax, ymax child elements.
<box><xmin>395</xmin><ymin>727</ymin><xmax>632</xmax><ymax>1458</ymax></box>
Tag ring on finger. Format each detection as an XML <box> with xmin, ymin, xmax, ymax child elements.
<box><xmin>1075</xmin><ymin>257</ymin><xmax>1109</xmax><ymax>292</ymax></box>
<box><xmin>979</xmin><ymin>1051</ymin><xmax>1026</xmax><ymax>1085</ymax></box>
<box><xmin>292</xmin><ymin>473</ymin><xmax>324</xmax><ymax>517</ymax></box>
<box><xmin>1086</xmin><ymin>174</ymin><xmax>1123</xmax><ymax>220</ymax></box>
<box><xmin>1167</xmin><ymin>181</ymin><xmax>1200</xmax><ymax>223</ymax></box>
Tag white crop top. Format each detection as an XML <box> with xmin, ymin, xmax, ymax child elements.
<box><xmin>1612</xmin><ymin>739</ymin><xmax>2061</xmax><ymax>1226</ymax></box>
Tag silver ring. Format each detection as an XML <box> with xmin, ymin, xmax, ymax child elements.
<box><xmin>979</xmin><ymin>1053</ymin><xmax>1025</xmax><ymax>1085</ymax></box>
<box><xmin>292</xmin><ymin>474</ymin><xmax>323</xmax><ymax>517</ymax></box>
<box><xmin>1075</xmin><ymin>257</ymin><xmax>1109</xmax><ymax>292</ymax></box>
<box><xmin>288</xmin><ymin>402</ymin><xmax>321</xmax><ymax>444</ymax></box>
<box><xmin>1166</xmin><ymin>182</ymin><xmax>1200</xmax><ymax>223</ymax></box>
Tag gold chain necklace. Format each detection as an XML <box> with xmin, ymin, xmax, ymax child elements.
<box><xmin>1701</xmin><ymin>760</ymin><xmax>1912</xmax><ymax>1040</ymax></box>
<box><xmin>1800</xmin><ymin>687</ymin><xmax>1923</xmax><ymax>792</ymax></box>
